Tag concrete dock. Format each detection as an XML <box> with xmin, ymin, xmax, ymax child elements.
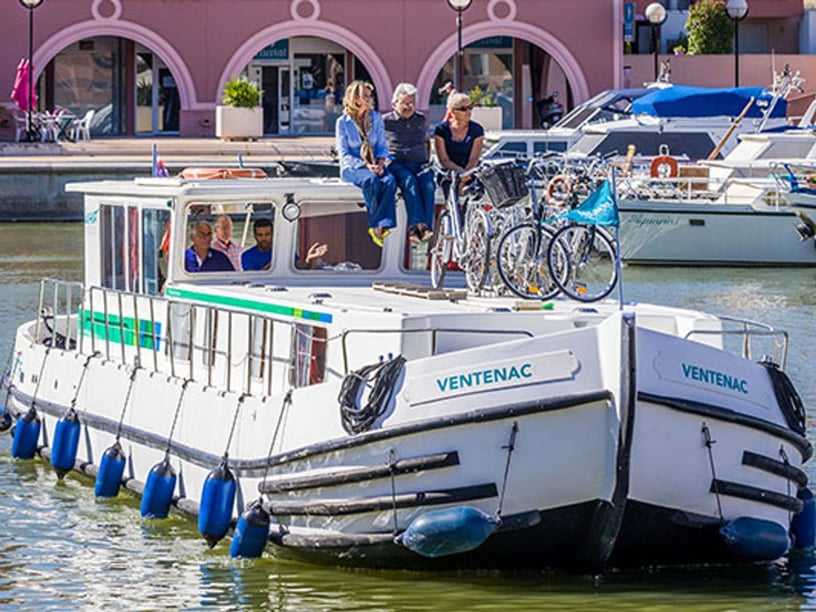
<box><xmin>0</xmin><ymin>136</ymin><xmax>337</xmax><ymax>221</ymax></box>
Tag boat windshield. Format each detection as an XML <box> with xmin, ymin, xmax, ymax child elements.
<box><xmin>293</xmin><ymin>201</ymin><xmax>383</xmax><ymax>272</ymax></box>
<box><xmin>183</xmin><ymin>202</ymin><xmax>276</xmax><ymax>274</ymax></box>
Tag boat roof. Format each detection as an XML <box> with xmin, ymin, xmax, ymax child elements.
<box><xmin>630</xmin><ymin>85</ymin><xmax>787</xmax><ymax>119</ymax></box>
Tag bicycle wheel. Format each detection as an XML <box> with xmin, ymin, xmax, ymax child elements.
<box><xmin>547</xmin><ymin>225</ymin><xmax>618</xmax><ymax>302</ymax></box>
<box><xmin>462</xmin><ymin>206</ymin><xmax>491</xmax><ymax>293</ymax></box>
<box><xmin>496</xmin><ymin>222</ymin><xmax>562</xmax><ymax>300</ymax></box>
<box><xmin>430</xmin><ymin>212</ymin><xmax>452</xmax><ymax>288</ymax></box>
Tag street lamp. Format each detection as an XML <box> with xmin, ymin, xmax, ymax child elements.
<box><xmin>726</xmin><ymin>0</ymin><xmax>749</xmax><ymax>87</ymax></box>
<box><xmin>645</xmin><ymin>3</ymin><xmax>667</xmax><ymax>82</ymax></box>
<box><xmin>447</xmin><ymin>0</ymin><xmax>473</xmax><ymax>92</ymax></box>
<box><xmin>19</xmin><ymin>0</ymin><xmax>44</xmax><ymax>142</ymax></box>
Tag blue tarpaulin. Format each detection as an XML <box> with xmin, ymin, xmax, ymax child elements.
<box><xmin>630</xmin><ymin>85</ymin><xmax>786</xmax><ymax>119</ymax></box>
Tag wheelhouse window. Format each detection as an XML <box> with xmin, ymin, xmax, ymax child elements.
<box><xmin>183</xmin><ymin>202</ymin><xmax>275</xmax><ymax>273</ymax></box>
<box><xmin>294</xmin><ymin>201</ymin><xmax>382</xmax><ymax>271</ymax></box>
<box><xmin>99</xmin><ymin>203</ymin><xmax>170</xmax><ymax>296</ymax></box>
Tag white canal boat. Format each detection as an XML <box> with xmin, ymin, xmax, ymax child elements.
<box><xmin>2</xmin><ymin>172</ymin><xmax>812</xmax><ymax>571</ymax></box>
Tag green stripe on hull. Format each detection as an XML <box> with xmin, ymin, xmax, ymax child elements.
<box><xmin>81</xmin><ymin>311</ymin><xmax>162</xmax><ymax>349</ymax></box>
<box><xmin>165</xmin><ymin>287</ymin><xmax>333</xmax><ymax>323</ymax></box>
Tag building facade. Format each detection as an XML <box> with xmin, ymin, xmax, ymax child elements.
<box><xmin>0</xmin><ymin>0</ymin><xmax>809</xmax><ymax>139</ymax></box>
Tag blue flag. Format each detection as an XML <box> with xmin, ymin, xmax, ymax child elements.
<box><xmin>561</xmin><ymin>179</ymin><xmax>619</xmax><ymax>227</ymax></box>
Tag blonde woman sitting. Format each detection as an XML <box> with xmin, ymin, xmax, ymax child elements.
<box><xmin>335</xmin><ymin>80</ymin><xmax>397</xmax><ymax>247</ymax></box>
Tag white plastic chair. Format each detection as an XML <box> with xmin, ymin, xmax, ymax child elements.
<box><xmin>70</xmin><ymin>109</ymin><xmax>95</xmax><ymax>141</ymax></box>
<box><xmin>12</xmin><ymin>110</ymin><xmax>28</xmax><ymax>142</ymax></box>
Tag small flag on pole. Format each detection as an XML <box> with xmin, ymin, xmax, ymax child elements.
<box><xmin>152</xmin><ymin>143</ymin><xmax>170</xmax><ymax>177</ymax></box>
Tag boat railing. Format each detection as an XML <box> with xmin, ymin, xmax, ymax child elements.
<box><xmin>618</xmin><ymin>173</ymin><xmax>786</xmax><ymax>207</ymax></box>
<box><xmin>683</xmin><ymin>315</ymin><xmax>788</xmax><ymax>368</ymax></box>
<box><xmin>80</xmin><ymin>286</ymin><xmax>302</xmax><ymax>395</ymax></box>
<box><xmin>35</xmin><ymin>278</ymin><xmax>84</xmax><ymax>351</ymax></box>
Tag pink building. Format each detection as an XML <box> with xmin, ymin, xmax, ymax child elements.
<box><xmin>1</xmin><ymin>0</ymin><xmax>810</xmax><ymax>138</ymax></box>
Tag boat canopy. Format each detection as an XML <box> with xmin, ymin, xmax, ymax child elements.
<box><xmin>631</xmin><ymin>86</ymin><xmax>787</xmax><ymax>119</ymax></box>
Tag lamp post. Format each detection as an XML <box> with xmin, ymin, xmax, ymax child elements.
<box><xmin>447</xmin><ymin>0</ymin><xmax>473</xmax><ymax>92</ymax></box>
<box><xmin>645</xmin><ymin>3</ymin><xmax>667</xmax><ymax>82</ymax></box>
<box><xmin>726</xmin><ymin>0</ymin><xmax>749</xmax><ymax>87</ymax></box>
<box><xmin>19</xmin><ymin>0</ymin><xmax>44</xmax><ymax>142</ymax></box>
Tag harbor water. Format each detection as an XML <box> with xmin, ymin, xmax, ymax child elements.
<box><xmin>3</xmin><ymin>222</ymin><xmax>816</xmax><ymax>610</ymax></box>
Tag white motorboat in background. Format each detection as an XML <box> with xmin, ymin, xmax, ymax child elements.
<box><xmin>1</xmin><ymin>170</ymin><xmax>812</xmax><ymax>571</ymax></box>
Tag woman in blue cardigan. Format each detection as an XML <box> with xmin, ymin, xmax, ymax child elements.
<box><xmin>335</xmin><ymin>80</ymin><xmax>397</xmax><ymax>247</ymax></box>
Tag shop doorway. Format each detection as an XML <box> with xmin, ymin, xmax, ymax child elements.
<box><xmin>136</xmin><ymin>50</ymin><xmax>179</xmax><ymax>135</ymax></box>
<box><xmin>259</xmin><ymin>66</ymin><xmax>291</xmax><ymax>135</ymax></box>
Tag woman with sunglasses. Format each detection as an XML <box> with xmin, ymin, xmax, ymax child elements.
<box><xmin>335</xmin><ymin>80</ymin><xmax>397</xmax><ymax>247</ymax></box>
<box><xmin>433</xmin><ymin>92</ymin><xmax>484</xmax><ymax>180</ymax></box>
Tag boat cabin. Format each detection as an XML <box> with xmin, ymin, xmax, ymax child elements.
<box><xmin>71</xmin><ymin>175</ymin><xmax>435</xmax><ymax>297</ymax></box>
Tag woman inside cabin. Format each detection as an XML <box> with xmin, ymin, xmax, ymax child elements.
<box><xmin>335</xmin><ymin>80</ymin><xmax>397</xmax><ymax>248</ymax></box>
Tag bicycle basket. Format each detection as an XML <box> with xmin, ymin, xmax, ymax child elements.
<box><xmin>479</xmin><ymin>162</ymin><xmax>529</xmax><ymax>208</ymax></box>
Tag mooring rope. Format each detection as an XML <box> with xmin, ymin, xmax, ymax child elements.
<box><xmin>113</xmin><ymin>358</ymin><xmax>141</xmax><ymax>442</ymax></box>
<box><xmin>69</xmin><ymin>351</ymin><xmax>100</xmax><ymax>411</ymax></box>
<box><xmin>779</xmin><ymin>445</ymin><xmax>793</xmax><ymax>524</ymax></box>
<box><xmin>222</xmin><ymin>392</ymin><xmax>250</xmax><ymax>461</ymax></box>
<box><xmin>162</xmin><ymin>378</ymin><xmax>192</xmax><ymax>457</ymax></box>
<box><xmin>389</xmin><ymin>448</ymin><xmax>399</xmax><ymax>535</ymax></box>
<box><xmin>496</xmin><ymin>421</ymin><xmax>519</xmax><ymax>518</ymax></box>
<box><xmin>1</xmin><ymin>346</ymin><xmax>19</xmax><ymax>407</ymax></box>
<box><xmin>701</xmin><ymin>422</ymin><xmax>724</xmax><ymax>522</ymax></box>
<box><xmin>260</xmin><ymin>389</ymin><xmax>293</xmax><ymax>484</ymax></box>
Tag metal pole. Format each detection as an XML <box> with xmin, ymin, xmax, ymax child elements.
<box><xmin>734</xmin><ymin>20</ymin><xmax>740</xmax><ymax>87</ymax></box>
<box><xmin>652</xmin><ymin>25</ymin><xmax>659</xmax><ymax>81</ymax></box>
<box><xmin>455</xmin><ymin>9</ymin><xmax>463</xmax><ymax>92</ymax></box>
<box><xmin>26</xmin><ymin>7</ymin><xmax>34</xmax><ymax>141</ymax></box>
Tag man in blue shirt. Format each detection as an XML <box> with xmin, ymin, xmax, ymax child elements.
<box><xmin>184</xmin><ymin>221</ymin><xmax>234</xmax><ymax>272</ymax></box>
<box><xmin>241</xmin><ymin>218</ymin><xmax>274</xmax><ymax>271</ymax></box>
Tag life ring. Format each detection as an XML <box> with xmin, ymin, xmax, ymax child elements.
<box><xmin>650</xmin><ymin>155</ymin><xmax>678</xmax><ymax>179</ymax></box>
<box><xmin>545</xmin><ymin>174</ymin><xmax>570</xmax><ymax>206</ymax></box>
<box><xmin>180</xmin><ymin>167</ymin><xmax>267</xmax><ymax>180</ymax></box>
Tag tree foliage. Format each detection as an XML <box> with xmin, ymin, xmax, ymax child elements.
<box><xmin>686</xmin><ymin>0</ymin><xmax>735</xmax><ymax>55</ymax></box>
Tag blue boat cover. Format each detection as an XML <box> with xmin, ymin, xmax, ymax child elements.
<box><xmin>630</xmin><ymin>85</ymin><xmax>786</xmax><ymax>119</ymax></box>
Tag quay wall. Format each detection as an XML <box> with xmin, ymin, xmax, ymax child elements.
<box><xmin>0</xmin><ymin>163</ymin><xmax>150</xmax><ymax>222</ymax></box>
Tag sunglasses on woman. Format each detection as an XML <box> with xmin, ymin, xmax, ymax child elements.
<box><xmin>453</xmin><ymin>105</ymin><xmax>473</xmax><ymax>111</ymax></box>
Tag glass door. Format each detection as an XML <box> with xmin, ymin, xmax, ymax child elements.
<box><xmin>279</xmin><ymin>68</ymin><xmax>291</xmax><ymax>134</ymax></box>
<box><xmin>135</xmin><ymin>50</ymin><xmax>179</xmax><ymax>135</ymax></box>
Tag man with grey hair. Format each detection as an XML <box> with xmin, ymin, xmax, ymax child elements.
<box><xmin>383</xmin><ymin>82</ymin><xmax>436</xmax><ymax>243</ymax></box>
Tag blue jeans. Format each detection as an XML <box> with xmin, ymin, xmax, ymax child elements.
<box><xmin>389</xmin><ymin>161</ymin><xmax>436</xmax><ymax>230</ymax></box>
<box><xmin>341</xmin><ymin>167</ymin><xmax>397</xmax><ymax>230</ymax></box>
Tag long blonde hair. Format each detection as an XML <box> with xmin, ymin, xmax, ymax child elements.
<box><xmin>342</xmin><ymin>80</ymin><xmax>374</xmax><ymax>117</ymax></box>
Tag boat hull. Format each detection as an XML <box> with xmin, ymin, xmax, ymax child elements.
<box><xmin>619</xmin><ymin>203</ymin><xmax>816</xmax><ymax>266</ymax></box>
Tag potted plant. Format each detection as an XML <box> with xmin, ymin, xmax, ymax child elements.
<box><xmin>136</xmin><ymin>80</ymin><xmax>163</xmax><ymax>132</ymax></box>
<box><xmin>216</xmin><ymin>76</ymin><xmax>264</xmax><ymax>140</ymax></box>
<box><xmin>467</xmin><ymin>85</ymin><xmax>502</xmax><ymax>131</ymax></box>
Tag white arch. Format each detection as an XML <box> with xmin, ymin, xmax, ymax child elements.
<box><xmin>219</xmin><ymin>21</ymin><xmax>393</xmax><ymax>111</ymax></box>
<box><xmin>35</xmin><ymin>20</ymin><xmax>200</xmax><ymax>110</ymax></box>
<box><xmin>417</xmin><ymin>20</ymin><xmax>590</xmax><ymax>108</ymax></box>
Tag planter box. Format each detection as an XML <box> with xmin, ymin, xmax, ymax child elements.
<box><xmin>216</xmin><ymin>106</ymin><xmax>263</xmax><ymax>140</ymax></box>
<box><xmin>471</xmin><ymin>106</ymin><xmax>502</xmax><ymax>131</ymax></box>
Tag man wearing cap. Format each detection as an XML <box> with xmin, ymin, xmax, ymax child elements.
<box><xmin>438</xmin><ymin>81</ymin><xmax>456</xmax><ymax>120</ymax></box>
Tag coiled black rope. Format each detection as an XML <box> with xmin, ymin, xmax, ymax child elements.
<box><xmin>761</xmin><ymin>360</ymin><xmax>806</xmax><ymax>436</ymax></box>
<box><xmin>338</xmin><ymin>355</ymin><xmax>406</xmax><ymax>435</ymax></box>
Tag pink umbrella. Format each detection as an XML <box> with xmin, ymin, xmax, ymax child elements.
<box><xmin>10</xmin><ymin>59</ymin><xmax>37</xmax><ymax>111</ymax></box>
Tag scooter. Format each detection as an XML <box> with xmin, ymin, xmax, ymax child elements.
<box><xmin>537</xmin><ymin>91</ymin><xmax>564</xmax><ymax>129</ymax></box>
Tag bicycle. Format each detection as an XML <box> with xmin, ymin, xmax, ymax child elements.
<box><xmin>495</xmin><ymin>156</ymin><xmax>570</xmax><ymax>300</ymax></box>
<box><xmin>429</xmin><ymin>165</ymin><xmax>494</xmax><ymax>292</ymax></box>
<box><xmin>546</xmin><ymin>178</ymin><xmax>620</xmax><ymax>302</ymax></box>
